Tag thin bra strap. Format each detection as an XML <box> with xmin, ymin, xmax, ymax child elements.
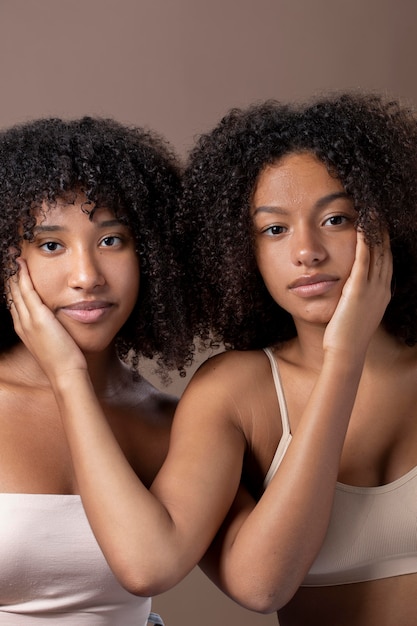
<box><xmin>263</xmin><ymin>347</ymin><xmax>293</xmax><ymax>488</ymax></box>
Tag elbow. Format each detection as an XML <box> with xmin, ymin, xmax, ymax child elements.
<box><xmin>244</xmin><ymin>596</ymin><xmax>282</xmax><ymax>615</ymax></box>
<box><xmin>115</xmin><ymin>574</ymin><xmax>163</xmax><ymax>598</ymax></box>
<box><xmin>114</xmin><ymin>566</ymin><xmax>178</xmax><ymax>598</ymax></box>
<box><xmin>253</xmin><ymin>590</ymin><xmax>296</xmax><ymax>615</ymax></box>
<box><xmin>223</xmin><ymin>573</ymin><xmax>299</xmax><ymax>614</ymax></box>
<box><xmin>114</xmin><ymin>570</ymin><xmax>175</xmax><ymax>598</ymax></box>
<box><xmin>231</xmin><ymin>588</ymin><xmax>289</xmax><ymax>615</ymax></box>
<box><xmin>109</xmin><ymin>553</ymin><xmax>189</xmax><ymax>598</ymax></box>
<box><xmin>218</xmin><ymin>552</ymin><xmax>311</xmax><ymax>613</ymax></box>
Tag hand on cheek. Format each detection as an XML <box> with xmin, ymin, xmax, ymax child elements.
<box><xmin>8</xmin><ymin>258</ymin><xmax>87</xmax><ymax>380</ymax></box>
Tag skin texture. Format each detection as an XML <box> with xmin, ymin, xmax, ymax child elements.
<box><xmin>9</xmin><ymin>153</ymin><xmax>397</xmax><ymax>626</ymax></box>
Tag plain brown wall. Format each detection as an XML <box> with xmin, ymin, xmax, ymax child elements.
<box><xmin>1</xmin><ymin>1</ymin><xmax>417</xmax><ymax>624</ymax></box>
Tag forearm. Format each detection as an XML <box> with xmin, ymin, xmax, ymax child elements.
<box><xmin>52</xmin><ymin>371</ymin><xmax>183</xmax><ymax>593</ymax></box>
<box><xmin>214</xmin><ymin>354</ymin><xmax>365</xmax><ymax>612</ymax></box>
<box><xmin>51</xmin><ymin>370</ymin><xmax>242</xmax><ymax>595</ymax></box>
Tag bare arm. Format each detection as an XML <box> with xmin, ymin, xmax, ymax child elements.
<box><xmin>51</xmin><ymin>365</ymin><xmax>246</xmax><ymax>595</ymax></box>
<box><xmin>8</xmin><ymin>262</ymin><xmax>246</xmax><ymax>596</ymax></box>
<box><xmin>201</xmin><ymin>232</ymin><xmax>393</xmax><ymax>612</ymax></box>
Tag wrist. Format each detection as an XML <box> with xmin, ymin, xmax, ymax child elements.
<box><xmin>322</xmin><ymin>346</ymin><xmax>367</xmax><ymax>375</ymax></box>
<box><xmin>51</xmin><ymin>367</ymin><xmax>92</xmax><ymax>396</ymax></box>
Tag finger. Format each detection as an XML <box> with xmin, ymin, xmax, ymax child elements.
<box><xmin>4</xmin><ymin>287</ymin><xmax>14</xmax><ymax>311</ymax></box>
<box><xmin>7</xmin><ymin>284</ymin><xmax>24</xmax><ymax>341</ymax></box>
<box><xmin>5</xmin><ymin>263</ymin><xmax>28</xmax><ymax>339</ymax></box>
<box><xmin>9</xmin><ymin>258</ymin><xmax>41</xmax><ymax>315</ymax></box>
<box><xmin>380</xmin><ymin>231</ymin><xmax>393</xmax><ymax>283</ymax></box>
<box><xmin>11</xmin><ymin>259</ymin><xmax>58</xmax><ymax>335</ymax></box>
<box><xmin>8</xmin><ymin>260</ymin><xmax>28</xmax><ymax>316</ymax></box>
<box><xmin>8</xmin><ymin>259</ymin><xmax>48</xmax><ymax>341</ymax></box>
<box><xmin>355</xmin><ymin>228</ymin><xmax>370</xmax><ymax>263</ymax></box>
<box><xmin>347</xmin><ymin>229</ymin><xmax>370</xmax><ymax>284</ymax></box>
<box><xmin>369</xmin><ymin>231</ymin><xmax>392</xmax><ymax>283</ymax></box>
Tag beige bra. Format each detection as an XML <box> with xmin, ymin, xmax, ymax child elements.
<box><xmin>263</xmin><ymin>347</ymin><xmax>417</xmax><ymax>586</ymax></box>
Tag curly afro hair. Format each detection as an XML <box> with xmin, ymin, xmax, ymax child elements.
<box><xmin>181</xmin><ymin>92</ymin><xmax>417</xmax><ymax>350</ymax></box>
<box><xmin>0</xmin><ymin>116</ymin><xmax>194</xmax><ymax>372</ymax></box>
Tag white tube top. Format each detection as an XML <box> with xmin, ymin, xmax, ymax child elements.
<box><xmin>0</xmin><ymin>493</ymin><xmax>151</xmax><ymax>624</ymax></box>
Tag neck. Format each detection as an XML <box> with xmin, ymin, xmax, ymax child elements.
<box><xmin>283</xmin><ymin>321</ymin><xmax>398</xmax><ymax>372</ymax></box>
<box><xmin>5</xmin><ymin>341</ymin><xmax>132</xmax><ymax>398</ymax></box>
<box><xmin>286</xmin><ymin>320</ymin><xmax>327</xmax><ymax>370</ymax></box>
<box><xmin>83</xmin><ymin>345</ymin><xmax>130</xmax><ymax>396</ymax></box>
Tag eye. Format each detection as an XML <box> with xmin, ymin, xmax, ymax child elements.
<box><xmin>39</xmin><ymin>241</ymin><xmax>63</xmax><ymax>252</ymax></box>
<box><xmin>323</xmin><ymin>215</ymin><xmax>349</xmax><ymax>226</ymax></box>
<box><xmin>263</xmin><ymin>224</ymin><xmax>287</xmax><ymax>236</ymax></box>
<box><xmin>100</xmin><ymin>235</ymin><xmax>123</xmax><ymax>247</ymax></box>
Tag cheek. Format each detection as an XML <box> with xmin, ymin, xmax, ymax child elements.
<box><xmin>118</xmin><ymin>258</ymin><xmax>140</xmax><ymax>308</ymax></box>
<box><xmin>255</xmin><ymin>249</ymin><xmax>286</xmax><ymax>303</ymax></box>
<box><xmin>255</xmin><ymin>241</ymin><xmax>285</xmax><ymax>280</ymax></box>
<box><xmin>23</xmin><ymin>255</ymin><xmax>61</xmax><ymax>306</ymax></box>
<box><xmin>33</xmin><ymin>273</ymin><xmax>61</xmax><ymax>309</ymax></box>
<box><xmin>340</xmin><ymin>236</ymin><xmax>358</xmax><ymax>275</ymax></box>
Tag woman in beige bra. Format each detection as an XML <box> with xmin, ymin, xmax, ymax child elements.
<box><xmin>9</xmin><ymin>93</ymin><xmax>417</xmax><ymax>626</ymax></box>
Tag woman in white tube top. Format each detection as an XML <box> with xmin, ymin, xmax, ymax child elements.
<box><xmin>8</xmin><ymin>94</ymin><xmax>417</xmax><ymax>626</ymax></box>
<box><xmin>0</xmin><ymin>116</ymin><xmax>193</xmax><ymax>624</ymax></box>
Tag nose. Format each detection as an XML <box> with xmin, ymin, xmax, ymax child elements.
<box><xmin>67</xmin><ymin>248</ymin><xmax>105</xmax><ymax>290</ymax></box>
<box><xmin>290</xmin><ymin>226</ymin><xmax>327</xmax><ymax>267</ymax></box>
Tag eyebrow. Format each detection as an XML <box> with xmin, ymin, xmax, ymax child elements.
<box><xmin>32</xmin><ymin>219</ymin><xmax>127</xmax><ymax>234</ymax></box>
<box><xmin>252</xmin><ymin>191</ymin><xmax>351</xmax><ymax>216</ymax></box>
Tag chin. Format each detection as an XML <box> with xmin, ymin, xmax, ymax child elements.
<box><xmin>302</xmin><ymin>305</ymin><xmax>337</xmax><ymax>325</ymax></box>
<box><xmin>72</xmin><ymin>338</ymin><xmax>114</xmax><ymax>356</ymax></box>
<box><xmin>63</xmin><ymin>324</ymin><xmax>120</xmax><ymax>356</ymax></box>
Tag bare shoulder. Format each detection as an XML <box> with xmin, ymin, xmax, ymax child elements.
<box><xmin>178</xmin><ymin>348</ymin><xmax>276</xmax><ymax>434</ymax></box>
<box><xmin>178</xmin><ymin>348</ymin><xmax>283</xmax><ymax>495</ymax></box>
<box><xmin>190</xmin><ymin>348</ymin><xmax>271</xmax><ymax>392</ymax></box>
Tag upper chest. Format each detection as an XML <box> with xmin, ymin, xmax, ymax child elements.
<box><xmin>0</xmin><ymin>380</ymin><xmax>172</xmax><ymax>494</ymax></box>
<box><xmin>242</xmin><ymin>348</ymin><xmax>417</xmax><ymax>492</ymax></box>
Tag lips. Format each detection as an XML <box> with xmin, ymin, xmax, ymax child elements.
<box><xmin>60</xmin><ymin>301</ymin><xmax>113</xmax><ymax>323</ymax></box>
<box><xmin>288</xmin><ymin>274</ymin><xmax>339</xmax><ymax>297</ymax></box>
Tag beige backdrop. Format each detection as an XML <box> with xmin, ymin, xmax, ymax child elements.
<box><xmin>1</xmin><ymin>1</ymin><xmax>417</xmax><ymax>624</ymax></box>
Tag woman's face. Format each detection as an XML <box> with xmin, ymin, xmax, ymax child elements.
<box><xmin>20</xmin><ymin>193</ymin><xmax>140</xmax><ymax>354</ymax></box>
<box><xmin>251</xmin><ymin>152</ymin><xmax>358</xmax><ymax>329</ymax></box>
